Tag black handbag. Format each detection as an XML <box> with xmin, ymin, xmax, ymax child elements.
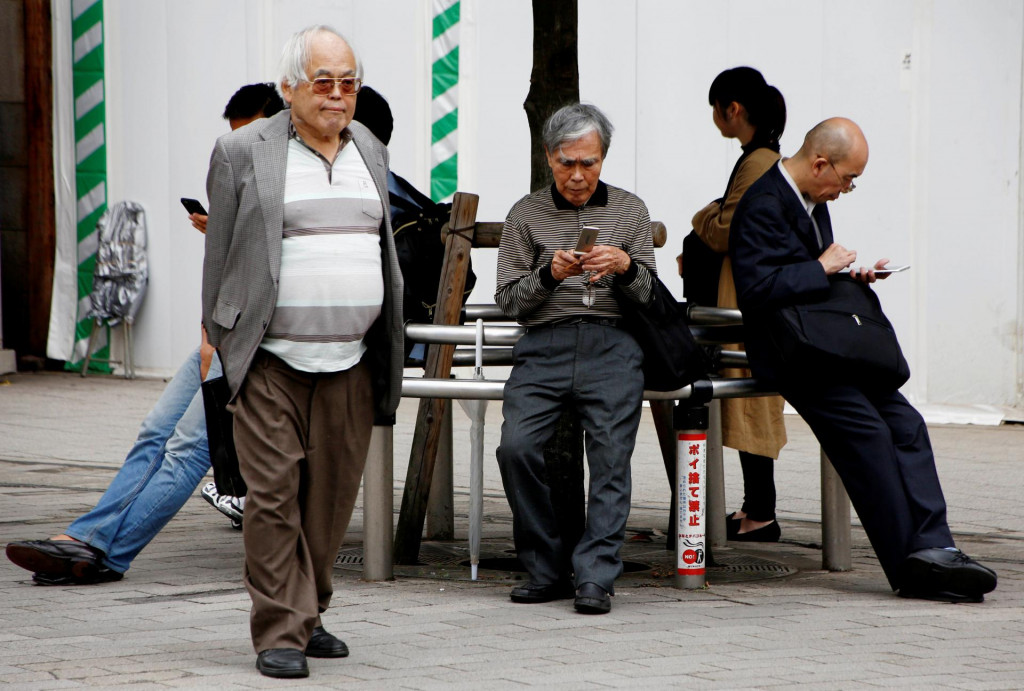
<box><xmin>768</xmin><ymin>274</ymin><xmax>910</xmax><ymax>390</ymax></box>
<box><xmin>617</xmin><ymin>276</ymin><xmax>713</xmax><ymax>391</ymax></box>
<box><xmin>681</xmin><ymin>229</ymin><xmax>723</xmax><ymax>307</ymax></box>
<box><xmin>200</xmin><ymin>375</ymin><xmax>247</xmax><ymax>497</ymax></box>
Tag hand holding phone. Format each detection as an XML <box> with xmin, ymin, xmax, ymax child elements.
<box><xmin>180</xmin><ymin>197</ymin><xmax>207</xmax><ymax>216</ymax></box>
<box><xmin>573</xmin><ymin>226</ymin><xmax>600</xmax><ymax>257</ymax></box>
<box><xmin>873</xmin><ymin>264</ymin><xmax>910</xmax><ymax>275</ymax></box>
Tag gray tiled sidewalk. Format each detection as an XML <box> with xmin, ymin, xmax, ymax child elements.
<box><xmin>0</xmin><ymin>371</ymin><xmax>1022</xmax><ymax>689</ymax></box>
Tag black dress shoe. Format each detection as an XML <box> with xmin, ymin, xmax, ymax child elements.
<box><xmin>305</xmin><ymin>625</ymin><xmax>349</xmax><ymax>658</ymax></box>
<box><xmin>509</xmin><ymin>580</ymin><xmax>575</xmax><ymax>604</ymax></box>
<box><xmin>256</xmin><ymin>649</ymin><xmax>309</xmax><ymax>678</ymax></box>
<box><xmin>6</xmin><ymin>539</ymin><xmax>103</xmax><ymax>579</ymax></box>
<box><xmin>897</xmin><ymin>588</ymin><xmax>984</xmax><ymax>603</ymax></box>
<box><xmin>729</xmin><ymin>519</ymin><xmax>781</xmax><ymax>543</ymax></box>
<box><xmin>902</xmin><ymin>548</ymin><xmax>997</xmax><ymax>600</ymax></box>
<box><xmin>31</xmin><ymin>568</ymin><xmax>124</xmax><ymax>586</ymax></box>
<box><xmin>573</xmin><ymin>582</ymin><xmax>611</xmax><ymax>614</ymax></box>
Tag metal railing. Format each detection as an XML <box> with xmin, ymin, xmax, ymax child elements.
<box><xmin>362</xmin><ymin>307</ymin><xmax>852</xmax><ymax>585</ymax></box>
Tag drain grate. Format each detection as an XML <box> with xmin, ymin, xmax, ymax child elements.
<box><xmin>336</xmin><ymin>538</ymin><xmax>794</xmax><ymax>585</ymax></box>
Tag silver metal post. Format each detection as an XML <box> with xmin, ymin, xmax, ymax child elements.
<box><xmin>363</xmin><ymin>425</ymin><xmax>394</xmax><ymax>581</ymax></box>
<box><xmin>705</xmin><ymin>399</ymin><xmax>726</xmax><ymax>548</ymax></box>
<box><xmin>821</xmin><ymin>448</ymin><xmax>852</xmax><ymax>571</ymax></box>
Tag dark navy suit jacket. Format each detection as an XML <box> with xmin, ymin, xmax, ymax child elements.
<box><xmin>729</xmin><ymin>163</ymin><xmax>836</xmax><ymax>385</ymax></box>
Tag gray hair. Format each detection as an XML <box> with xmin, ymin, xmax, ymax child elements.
<box><xmin>542</xmin><ymin>103</ymin><xmax>614</xmax><ymax>157</ymax></box>
<box><xmin>276</xmin><ymin>25</ymin><xmax>362</xmax><ymax>101</ymax></box>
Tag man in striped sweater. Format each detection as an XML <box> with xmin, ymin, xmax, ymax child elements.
<box><xmin>495</xmin><ymin>103</ymin><xmax>656</xmax><ymax>615</ymax></box>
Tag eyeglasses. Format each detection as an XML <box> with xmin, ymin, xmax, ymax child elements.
<box><xmin>827</xmin><ymin>160</ymin><xmax>857</xmax><ymax>193</ymax></box>
<box><xmin>304</xmin><ymin>77</ymin><xmax>362</xmax><ymax>95</ymax></box>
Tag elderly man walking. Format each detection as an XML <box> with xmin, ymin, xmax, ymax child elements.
<box><xmin>495</xmin><ymin>103</ymin><xmax>656</xmax><ymax>615</ymax></box>
<box><xmin>202</xmin><ymin>26</ymin><xmax>403</xmax><ymax>678</ymax></box>
<box><xmin>730</xmin><ymin>117</ymin><xmax>996</xmax><ymax>603</ymax></box>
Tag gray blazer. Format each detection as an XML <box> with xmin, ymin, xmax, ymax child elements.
<box><xmin>201</xmin><ymin>110</ymin><xmax>404</xmax><ymax>420</ymax></box>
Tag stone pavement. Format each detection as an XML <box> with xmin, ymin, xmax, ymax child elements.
<box><xmin>0</xmin><ymin>370</ymin><xmax>1022</xmax><ymax>689</ymax></box>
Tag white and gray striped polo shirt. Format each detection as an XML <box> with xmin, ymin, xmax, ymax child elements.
<box><xmin>259</xmin><ymin>134</ymin><xmax>384</xmax><ymax>373</ymax></box>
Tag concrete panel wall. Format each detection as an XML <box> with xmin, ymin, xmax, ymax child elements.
<box><xmin>89</xmin><ymin>0</ymin><xmax>1022</xmax><ymax>408</ymax></box>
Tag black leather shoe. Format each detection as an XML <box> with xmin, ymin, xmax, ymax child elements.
<box><xmin>509</xmin><ymin>580</ymin><xmax>575</xmax><ymax>604</ymax></box>
<box><xmin>902</xmin><ymin>548</ymin><xmax>997</xmax><ymax>600</ymax></box>
<box><xmin>6</xmin><ymin>539</ymin><xmax>103</xmax><ymax>579</ymax></box>
<box><xmin>255</xmin><ymin>649</ymin><xmax>309</xmax><ymax>678</ymax></box>
<box><xmin>305</xmin><ymin>626</ymin><xmax>349</xmax><ymax>658</ymax></box>
<box><xmin>31</xmin><ymin>568</ymin><xmax>124</xmax><ymax>586</ymax></box>
<box><xmin>897</xmin><ymin>588</ymin><xmax>984</xmax><ymax>604</ymax></box>
<box><xmin>729</xmin><ymin>520</ymin><xmax>781</xmax><ymax>543</ymax></box>
<box><xmin>573</xmin><ymin>582</ymin><xmax>611</xmax><ymax>614</ymax></box>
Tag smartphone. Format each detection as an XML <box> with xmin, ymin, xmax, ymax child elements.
<box><xmin>873</xmin><ymin>264</ymin><xmax>910</xmax><ymax>274</ymax></box>
<box><xmin>573</xmin><ymin>226</ymin><xmax>600</xmax><ymax>256</ymax></box>
<box><xmin>180</xmin><ymin>197</ymin><xmax>208</xmax><ymax>216</ymax></box>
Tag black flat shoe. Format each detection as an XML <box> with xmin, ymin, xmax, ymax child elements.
<box><xmin>305</xmin><ymin>626</ymin><xmax>349</xmax><ymax>658</ymax></box>
<box><xmin>573</xmin><ymin>582</ymin><xmax>611</xmax><ymax>614</ymax></box>
<box><xmin>725</xmin><ymin>512</ymin><xmax>742</xmax><ymax>539</ymax></box>
<box><xmin>509</xmin><ymin>580</ymin><xmax>575</xmax><ymax>604</ymax></box>
<box><xmin>729</xmin><ymin>520</ymin><xmax>781</xmax><ymax>543</ymax></box>
<box><xmin>256</xmin><ymin>648</ymin><xmax>308</xmax><ymax>678</ymax></box>
<box><xmin>6</xmin><ymin>539</ymin><xmax>103</xmax><ymax>578</ymax></box>
<box><xmin>902</xmin><ymin>548</ymin><xmax>997</xmax><ymax>600</ymax></box>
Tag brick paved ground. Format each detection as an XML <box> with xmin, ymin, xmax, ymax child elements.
<box><xmin>0</xmin><ymin>371</ymin><xmax>1022</xmax><ymax>689</ymax></box>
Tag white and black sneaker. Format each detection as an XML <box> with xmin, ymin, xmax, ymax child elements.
<box><xmin>201</xmin><ymin>481</ymin><xmax>245</xmax><ymax>525</ymax></box>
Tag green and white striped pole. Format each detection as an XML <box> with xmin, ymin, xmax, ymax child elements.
<box><xmin>431</xmin><ymin>0</ymin><xmax>459</xmax><ymax>203</ymax></box>
<box><xmin>67</xmin><ymin>0</ymin><xmax>110</xmax><ymax>372</ymax></box>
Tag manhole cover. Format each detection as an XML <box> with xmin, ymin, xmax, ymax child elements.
<box><xmin>336</xmin><ymin>537</ymin><xmax>794</xmax><ymax>585</ymax></box>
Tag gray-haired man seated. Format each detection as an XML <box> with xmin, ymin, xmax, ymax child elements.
<box><xmin>495</xmin><ymin>103</ymin><xmax>656</xmax><ymax>615</ymax></box>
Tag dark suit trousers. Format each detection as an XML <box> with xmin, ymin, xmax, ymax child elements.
<box><xmin>496</xmin><ymin>323</ymin><xmax>644</xmax><ymax>594</ymax></box>
<box><xmin>779</xmin><ymin>383</ymin><xmax>953</xmax><ymax>589</ymax></box>
<box><xmin>232</xmin><ymin>350</ymin><xmax>373</xmax><ymax>652</ymax></box>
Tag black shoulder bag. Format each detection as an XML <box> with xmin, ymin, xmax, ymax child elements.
<box><xmin>768</xmin><ymin>274</ymin><xmax>910</xmax><ymax>391</ymax></box>
<box><xmin>617</xmin><ymin>276</ymin><xmax>713</xmax><ymax>391</ymax></box>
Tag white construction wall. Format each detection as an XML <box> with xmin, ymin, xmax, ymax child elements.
<box><xmin>74</xmin><ymin>0</ymin><xmax>1022</xmax><ymax>411</ymax></box>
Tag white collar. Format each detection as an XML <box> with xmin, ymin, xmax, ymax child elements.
<box><xmin>778</xmin><ymin>159</ymin><xmax>817</xmax><ymax>217</ymax></box>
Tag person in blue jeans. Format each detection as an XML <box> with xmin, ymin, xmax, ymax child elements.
<box><xmin>4</xmin><ymin>84</ymin><xmax>286</xmax><ymax>585</ymax></box>
<box><xmin>6</xmin><ymin>336</ymin><xmax>220</xmax><ymax>584</ymax></box>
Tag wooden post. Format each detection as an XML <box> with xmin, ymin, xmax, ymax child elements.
<box><xmin>426</xmin><ymin>401</ymin><xmax>454</xmax><ymax>539</ymax></box>
<box><xmin>394</xmin><ymin>192</ymin><xmax>479</xmax><ymax>564</ymax></box>
<box><xmin>25</xmin><ymin>0</ymin><xmax>55</xmax><ymax>357</ymax></box>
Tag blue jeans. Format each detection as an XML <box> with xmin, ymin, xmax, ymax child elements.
<box><xmin>66</xmin><ymin>347</ymin><xmax>219</xmax><ymax>573</ymax></box>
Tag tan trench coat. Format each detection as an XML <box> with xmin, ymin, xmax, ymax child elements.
<box><xmin>691</xmin><ymin>147</ymin><xmax>787</xmax><ymax>459</ymax></box>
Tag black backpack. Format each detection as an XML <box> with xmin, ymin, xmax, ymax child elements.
<box><xmin>389</xmin><ymin>174</ymin><xmax>476</xmax><ymax>351</ymax></box>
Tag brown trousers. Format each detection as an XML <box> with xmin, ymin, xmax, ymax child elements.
<box><xmin>231</xmin><ymin>349</ymin><xmax>373</xmax><ymax>652</ymax></box>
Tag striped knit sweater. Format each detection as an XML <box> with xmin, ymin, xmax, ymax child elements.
<box><xmin>495</xmin><ymin>182</ymin><xmax>656</xmax><ymax>326</ymax></box>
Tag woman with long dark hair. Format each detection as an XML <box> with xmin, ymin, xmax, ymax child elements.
<box><xmin>689</xmin><ymin>67</ymin><xmax>788</xmax><ymax>541</ymax></box>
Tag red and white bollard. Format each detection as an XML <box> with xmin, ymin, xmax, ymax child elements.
<box><xmin>673</xmin><ymin>387</ymin><xmax>713</xmax><ymax>590</ymax></box>
<box><xmin>676</xmin><ymin>430</ymin><xmax>707</xmax><ymax>588</ymax></box>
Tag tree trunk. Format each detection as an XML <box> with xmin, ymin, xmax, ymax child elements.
<box><xmin>523</xmin><ymin>0</ymin><xmax>586</xmax><ymax>572</ymax></box>
<box><xmin>525</xmin><ymin>0</ymin><xmax>579</xmax><ymax>193</ymax></box>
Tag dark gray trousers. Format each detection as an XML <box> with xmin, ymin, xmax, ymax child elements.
<box><xmin>497</xmin><ymin>322</ymin><xmax>644</xmax><ymax>594</ymax></box>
